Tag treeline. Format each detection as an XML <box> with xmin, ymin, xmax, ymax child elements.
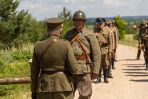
<box><xmin>0</xmin><ymin>0</ymin><xmax>46</xmax><ymax>49</ymax></box>
<box><xmin>0</xmin><ymin>0</ymin><xmax>74</xmax><ymax>50</ymax></box>
<box><xmin>0</xmin><ymin>0</ymin><xmax>140</xmax><ymax>50</ymax></box>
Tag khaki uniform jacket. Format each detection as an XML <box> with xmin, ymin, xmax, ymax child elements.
<box><xmin>95</xmin><ymin>27</ymin><xmax>113</xmax><ymax>55</ymax></box>
<box><xmin>65</xmin><ymin>27</ymin><xmax>101</xmax><ymax>74</ymax></box>
<box><xmin>31</xmin><ymin>35</ymin><xmax>78</xmax><ymax>93</ymax></box>
<box><xmin>113</xmin><ymin>27</ymin><xmax>119</xmax><ymax>49</ymax></box>
<box><xmin>108</xmin><ymin>28</ymin><xmax>115</xmax><ymax>51</ymax></box>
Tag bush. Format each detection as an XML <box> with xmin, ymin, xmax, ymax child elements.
<box><xmin>114</xmin><ymin>15</ymin><xmax>127</xmax><ymax>39</ymax></box>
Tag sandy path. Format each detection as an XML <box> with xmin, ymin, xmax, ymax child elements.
<box><xmin>74</xmin><ymin>44</ymin><xmax>148</xmax><ymax>99</ymax></box>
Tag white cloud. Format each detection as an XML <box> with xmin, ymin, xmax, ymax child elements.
<box><xmin>63</xmin><ymin>0</ymin><xmax>95</xmax><ymax>3</ymax></box>
<box><xmin>103</xmin><ymin>0</ymin><xmax>141</xmax><ymax>7</ymax></box>
<box><xmin>17</xmin><ymin>0</ymin><xmax>148</xmax><ymax>20</ymax></box>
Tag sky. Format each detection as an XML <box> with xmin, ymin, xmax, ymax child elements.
<box><xmin>18</xmin><ymin>0</ymin><xmax>148</xmax><ymax>20</ymax></box>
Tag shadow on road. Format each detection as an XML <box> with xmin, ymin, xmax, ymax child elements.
<box><xmin>123</xmin><ymin>64</ymin><xmax>144</xmax><ymax>66</ymax></box>
<box><xmin>126</xmin><ymin>66</ymin><xmax>144</xmax><ymax>68</ymax></box>
<box><xmin>130</xmin><ymin>79</ymin><xmax>148</xmax><ymax>82</ymax></box>
<box><xmin>117</xmin><ymin>59</ymin><xmax>137</xmax><ymax>61</ymax></box>
<box><xmin>123</xmin><ymin>62</ymin><xmax>148</xmax><ymax>82</ymax></box>
<box><xmin>124</xmin><ymin>72</ymin><xmax>148</xmax><ymax>74</ymax></box>
<box><xmin>126</xmin><ymin>74</ymin><xmax>148</xmax><ymax>77</ymax></box>
<box><xmin>123</xmin><ymin>69</ymin><xmax>146</xmax><ymax>71</ymax></box>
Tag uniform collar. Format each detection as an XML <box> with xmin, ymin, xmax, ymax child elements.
<box><xmin>48</xmin><ymin>35</ymin><xmax>60</xmax><ymax>40</ymax></box>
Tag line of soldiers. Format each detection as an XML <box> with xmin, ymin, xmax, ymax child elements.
<box><xmin>133</xmin><ymin>20</ymin><xmax>148</xmax><ymax>70</ymax></box>
<box><xmin>94</xmin><ymin>18</ymin><xmax>119</xmax><ymax>83</ymax></box>
<box><xmin>30</xmin><ymin>10</ymin><xmax>119</xmax><ymax>99</ymax></box>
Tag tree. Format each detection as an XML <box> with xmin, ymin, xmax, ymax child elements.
<box><xmin>0</xmin><ymin>0</ymin><xmax>19</xmax><ymax>21</ymax></box>
<box><xmin>58</xmin><ymin>7</ymin><xmax>73</xmax><ymax>38</ymax></box>
<box><xmin>114</xmin><ymin>15</ymin><xmax>127</xmax><ymax>39</ymax></box>
<box><xmin>0</xmin><ymin>0</ymin><xmax>46</xmax><ymax>49</ymax></box>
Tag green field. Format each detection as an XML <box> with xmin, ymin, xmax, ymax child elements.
<box><xmin>120</xmin><ymin>34</ymin><xmax>138</xmax><ymax>47</ymax></box>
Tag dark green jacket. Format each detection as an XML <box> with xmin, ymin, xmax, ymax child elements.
<box><xmin>31</xmin><ymin>35</ymin><xmax>78</xmax><ymax>93</ymax></box>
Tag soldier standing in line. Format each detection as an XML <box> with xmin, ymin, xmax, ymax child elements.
<box><xmin>94</xmin><ymin>17</ymin><xmax>113</xmax><ymax>83</ymax></box>
<box><xmin>107</xmin><ymin>20</ymin><xmax>118</xmax><ymax>69</ymax></box>
<box><xmin>112</xmin><ymin>21</ymin><xmax>119</xmax><ymax>62</ymax></box>
<box><xmin>31</xmin><ymin>17</ymin><xmax>78</xmax><ymax>99</ymax></box>
<box><xmin>141</xmin><ymin>22</ymin><xmax>148</xmax><ymax>70</ymax></box>
<box><xmin>104</xmin><ymin>21</ymin><xmax>115</xmax><ymax>78</ymax></box>
<box><xmin>65</xmin><ymin>10</ymin><xmax>101</xmax><ymax>99</ymax></box>
<box><xmin>133</xmin><ymin>20</ymin><xmax>147</xmax><ymax>60</ymax></box>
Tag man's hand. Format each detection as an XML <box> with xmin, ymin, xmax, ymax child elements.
<box><xmin>91</xmin><ymin>73</ymin><xmax>98</xmax><ymax>80</ymax></box>
<box><xmin>108</xmin><ymin>52</ymin><xmax>112</xmax><ymax>58</ymax></box>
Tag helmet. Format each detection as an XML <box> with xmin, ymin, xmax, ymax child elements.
<box><xmin>72</xmin><ymin>10</ymin><xmax>86</xmax><ymax>21</ymax></box>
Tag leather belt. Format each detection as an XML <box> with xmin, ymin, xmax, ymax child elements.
<box><xmin>41</xmin><ymin>70</ymin><xmax>64</xmax><ymax>75</ymax></box>
<box><xmin>75</xmin><ymin>53</ymin><xmax>87</xmax><ymax>60</ymax></box>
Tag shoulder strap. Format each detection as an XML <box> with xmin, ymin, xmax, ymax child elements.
<box><xmin>69</xmin><ymin>32</ymin><xmax>78</xmax><ymax>43</ymax></box>
<box><xmin>40</xmin><ymin>40</ymin><xmax>55</xmax><ymax>62</ymax></box>
<box><xmin>76</xmin><ymin>35</ymin><xmax>92</xmax><ymax>64</ymax></box>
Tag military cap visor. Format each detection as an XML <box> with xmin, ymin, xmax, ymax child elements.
<box><xmin>95</xmin><ymin>17</ymin><xmax>106</xmax><ymax>24</ymax></box>
<box><xmin>96</xmin><ymin>21</ymin><xmax>104</xmax><ymax>24</ymax></box>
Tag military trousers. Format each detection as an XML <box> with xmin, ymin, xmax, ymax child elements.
<box><xmin>73</xmin><ymin>74</ymin><xmax>92</xmax><ymax>99</ymax></box>
<box><xmin>37</xmin><ymin>91</ymin><xmax>74</xmax><ymax>99</ymax></box>
<box><xmin>144</xmin><ymin>41</ymin><xmax>148</xmax><ymax>66</ymax></box>
<box><xmin>101</xmin><ymin>54</ymin><xmax>109</xmax><ymax>69</ymax></box>
<box><xmin>144</xmin><ymin>47</ymin><xmax>148</xmax><ymax>64</ymax></box>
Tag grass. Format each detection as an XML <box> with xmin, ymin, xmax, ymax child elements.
<box><xmin>120</xmin><ymin>34</ymin><xmax>138</xmax><ymax>47</ymax></box>
<box><xmin>0</xmin><ymin>43</ymin><xmax>33</xmax><ymax>99</ymax></box>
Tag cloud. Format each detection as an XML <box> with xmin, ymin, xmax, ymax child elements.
<box><xmin>18</xmin><ymin>0</ymin><xmax>65</xmax><ymax>20</ymax></box>
<box><xmin>17</xmin><ymin>0</ymin><xmax>148</xmax><ymax>20</ymax></box>
<box><xmin>103</xmin><ymin>0</ymin><xmax>141</xmax><ymax>7</ymax></box>
<box><xmin>63</xmin><ymin>0</ymin><xmax>95</xmax><ymax>3</ymax></box>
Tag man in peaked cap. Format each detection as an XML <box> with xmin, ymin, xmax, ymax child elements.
<box><xmin>31</xmin><ymin>17</ymin><xmax>78</xmax><ymax>99</ymax></box>
<box><xmin>94</xmin><ymin>17</ymin><xmax>113</xmax><ymax>83</ymax></box>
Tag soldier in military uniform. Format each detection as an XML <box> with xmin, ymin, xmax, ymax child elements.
<box><xmin>31</xmin><ymin>17</ymin><xmax>78</xmax><ymax>99</ymax></box>
<box><xmin>94</xmin><ymin>18</ymin><xmax>113</xmax><ymax>83</ymax></box>
<box><xmin>141</xmin><ymin>23</ymin><xmax>148</xmax><ymax>70</ymax></box>
<box><xmin>106</xmin><ymin>20</ymin><xmax>118</xmax><ymax>69</ymax></box>
<box><xmin>65</xmin><ymin>10</ymin><xmax>101</xmax><ymax>99</ymax></box>
<box><xmin>133</xmin><ymin>20</ymin><xmax>147</xmax><ymax>60</ymax></box>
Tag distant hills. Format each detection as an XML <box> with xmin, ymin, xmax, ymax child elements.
<box><xmin>86</xmin><ymin>16</ymin><xmax>148</xmax><ymax>24</ymax></box>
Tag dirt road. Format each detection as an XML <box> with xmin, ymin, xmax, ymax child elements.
<box><xmin>75</xmin><ymin>44</ymin><xmax>148</xmax><ymax>99</ymax></box>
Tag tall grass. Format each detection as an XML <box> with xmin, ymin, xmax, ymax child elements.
<box><xmin>0</xmin><ymin>43</ymin><xmax>34</xmax><ymax>98</ymax></box>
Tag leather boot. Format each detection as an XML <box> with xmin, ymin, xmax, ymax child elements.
<box><xmin>146</xmin><ymin>60</ymin><xmax>148</xmax><ymax>70</ymax></box>
<box><xmin>111</xmin><ymin>57</ymin><xmax>115</xmax><ymax>69</ymax></box>
<box><xmin>107</xmin><ymin>65</ymin><xmax>113</xmax><ymax>78</ymax></box>
<box><xmin>136</xmin><ymin>49</ymin><xmax>141</xmax><ymax>60</ymax></box>
<box><xmin>96</xmin><ymin>69</ymin><xmax>102</xmax><ymax>83</ymax></box>
<box><xmin>103</xmin><ymin>69</ymin><xmax>109</xmax><ymax>83</ymax></box>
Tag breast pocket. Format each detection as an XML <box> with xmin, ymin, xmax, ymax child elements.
<box><xmin>72</xmin><ymin>41</ymin><xmax>83</xmax><ymax>56</ymax></box>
